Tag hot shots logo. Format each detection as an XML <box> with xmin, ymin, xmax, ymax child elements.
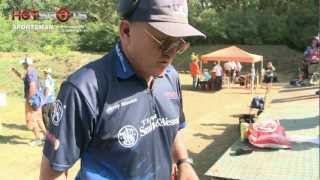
<box><xmin>11</xmin><ymin>7</ymin><xmax>87</xmax><ymax>22</ymax></box>
<box><xmin>11</xmin><ymin>7</ymin><xmax>88</xmax><ymax>32</ymax></box>
<box><xmin>55</xmin><ymin>7</ymin><xmax>71</xmax><ymax>22</ymax></box>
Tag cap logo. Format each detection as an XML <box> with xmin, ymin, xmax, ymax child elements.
<box><xmin>171</xmin><ymin>4</ymin><xmax>187</xmax><ymax>17</ymax></box>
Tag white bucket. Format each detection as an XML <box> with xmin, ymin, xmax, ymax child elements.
<box><xmin>0</xmin><ymin>93</ymin><xmax>7</xmax><ymax>107</ymax></box>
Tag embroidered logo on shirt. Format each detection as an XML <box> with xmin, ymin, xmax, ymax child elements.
<box><xmin>117</xmin><ymin>115</ymin><xmax>179</xmax><ymax>148</ymax></box>
<box><xmin>50</xmin><ymin>99</ymin><xmax>64</xmax><ymax>126</ymax></box>
<box><xmin>118</xmin><ymin>125</ymin><xmax>139</xmax><ymax>148</ymax></box>
<box><xmin>140</xmin><ymin>115</ymin><xmax>179</xmax><ymax>136</ymax></box>
<box><xmin>106</xmin><ymin>98</ymin><xmax>138</xmax><ymax>114</ymax></box>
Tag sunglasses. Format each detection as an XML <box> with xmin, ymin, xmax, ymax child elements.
<box><xmin>144</xmin><ymin>28</ymin><xmax>189</xmax><ymax>55</ymax></box>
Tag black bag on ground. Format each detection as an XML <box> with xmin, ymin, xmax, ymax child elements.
<box><xmin>250</xmin><ymin>96</ymin><xmax>264</xmax><ymax>116</ymax></box>
<box><xmin>250</xmin><ymin>96</ymin><xmax>264</xmax><ymax>110</ymax></box>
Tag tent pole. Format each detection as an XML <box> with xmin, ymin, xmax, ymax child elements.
<box><xmin>251</xmin><ymin>63</ymin><xmax>254</xmax><ymax>97</ymax></box>
<box><xmin>256</xmin><ymin>66</ymin><xmax>259</xmax><ymax>88</ymax></box>
<box><xmin>261</xmin><ymin>58</ymin><xmax>264</xmax><ymax>87</ymax></box>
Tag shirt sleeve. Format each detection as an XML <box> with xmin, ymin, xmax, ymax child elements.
<box><xmin>177</xmin><ymin>78</ymin><xmax>186</xmax><ymax>129</ymax></box>
<box><xmin>44</xmin><ymin>79</ymin><xmax>51</xmax><ymax>88</ymax></box>
<box><xmin>27</xmin><ymin>69</ymin><xmax>37</xmax><ymax>82</ymax></box>
<box><xmin>43</xmin><ymin>81</ymin><xmax>95</xmax><ymax>171</ymax></box>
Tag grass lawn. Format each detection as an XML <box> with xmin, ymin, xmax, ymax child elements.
<box><xmin>0</xmin><ymin>96</ymin><xmax>42</xmax><ymax>180</ymax></box>
<box><xmin>0</xmin><ymin>96</ymin><xmax>80</xmax><ymax>179</ymax></box>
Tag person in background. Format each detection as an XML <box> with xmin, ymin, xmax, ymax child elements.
<box><xmin>203</xmin><ymin>68</ymin><xmax>211</xmax><ymax>81</ymax></box>
<box><xmin>223</xmin><ymin>61</ymin><xmax>235</xmax><ymax>87</ymax></box>
<box><xmin>11</xmin><ymin>56</ymin><xmax>46</xmax><ymax>146</ymax></box>
<box><xmin>199</xmin><ymin>68</ymin><xmax>211</xmax><ymax>90</ymax></box>
<box><xmin>264</xmin><ymin>61</ymin><xmax>276</xmax><ymax>91</ymax></box>
<box><xmin>301</xmin><ymin>58</ymin><xmax>309</xmax><ymax>79</ymax></box>
<box><xmin>212</xmin><ymin>61</ymin><xmax>223</xmax><ymax>91</ymax></box>
<box><xmin>41</xmin><ymin>68</ymin><xmax>55</xmax><ymax>129</ymax></box>
<box><xmin>189</xmin><ymin>53</ymin><xmax>201</xmax><ymax>89</ymax></box>
<box><xmin>235</xmin><ymin>61</ymin><xmax>242</xmax><ymax>77</ymax></box>
<box><xmin>42</xmin><ymin>68</ymin><xmax>55</xmax><ymax>104</ymax></box>
<box><xmin>230</xmin><ymin>61</ymin><xmax>237</xmax><ymax>82</ymax></box>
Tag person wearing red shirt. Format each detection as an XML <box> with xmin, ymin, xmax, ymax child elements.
<box><xmin>189</xmin><ymin>55</ymin><xmax>201</xmax><ymax>89</ymax></box>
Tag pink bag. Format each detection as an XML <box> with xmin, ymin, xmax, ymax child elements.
<box><xmin>247</xmin><ymin>120</ymin><xmax>291</xmax><ymax>149</ymax></box>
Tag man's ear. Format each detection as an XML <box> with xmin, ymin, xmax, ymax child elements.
<box><xmin>119</xmin><ymin>20</ymin><xmax>131</xmax><ymax>43</ymax></box>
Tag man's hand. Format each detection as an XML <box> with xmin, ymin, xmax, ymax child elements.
<box><xmin>177</xmin><ymin>163</ymin><xmax>199</xmax><ymax>180</ymax></box>
<box><xmin>11</xmin><ymin>67</ymin><xmax>22</xmax><ymax>79</ymax></box>
<box><xmin>172</xmin><ymin>130</ymin><xmax>199</xmax><ymax>180</ymax></box>
<box><xmin>11</xmin><ymin>67</ymin><xmax>18</xmax><ymax>74</ymax></box>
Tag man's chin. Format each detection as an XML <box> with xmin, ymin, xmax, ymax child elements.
<box><xmin>152</xmin><ymin>68</ymin><xmax>166</xmax><ymax>77</ymax></box>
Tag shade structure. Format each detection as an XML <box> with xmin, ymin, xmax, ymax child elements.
<box><xmin>201</xmin><ymin>46</ymin><xmax>262</xmax><ymax>63</ymax></box>
<box><xmin>200</xmin><ymin>46</ymin><xmax>264</xmax><ymax>96</ymax></box>
<box><xmin>248</xmin><ymin>53</ymin><xmax>263</xmax><ymax>63</ymax></box>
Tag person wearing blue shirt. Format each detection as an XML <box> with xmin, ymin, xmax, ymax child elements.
<box><xmin>11</xmin><ymin>56</ymin><xmax>47</xmax><ymax>146</ymax></box>
<box><xmin>203</xmin><ymin>69</ymin><xmax>211</xmax><ymax>81</ymax></box>
<box><xmin>40</xmin><ymin>0</ymin><xmax>205</xmax><ymax>179</ymax></box>
<box><xmin>41</xmin><ymin>68</ymin><xmax>55</xmax><ymax>129</ymax></box>
<box><xmin>42</xmin><ymin>68</ymin><xmax>55</xmax><ymax>104</ymax></box>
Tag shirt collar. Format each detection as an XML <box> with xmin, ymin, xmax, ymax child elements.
<box><xmin>114</xmin><ymin>42</ymin><xmax>171</xmax><ymax>79</ymax></box>
<box><xmin>115</xmin><ymin>43</ymin><xmax>135</xmax><ymax>79</ymax></box>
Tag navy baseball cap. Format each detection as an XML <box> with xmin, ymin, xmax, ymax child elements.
<box><xmin>118</xmin><ymin>0</ymin><xmax>206</xmax><ymax>38</ymax></box>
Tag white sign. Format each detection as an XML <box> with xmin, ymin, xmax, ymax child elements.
<box><xmin>0</xmin><ymin>93</ymin><xmax>7</xmax><ymax>107</ymax></box>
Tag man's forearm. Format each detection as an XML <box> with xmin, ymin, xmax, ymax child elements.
<box><xmin>172</xmin><ymin>130</ymin><xmax>189</xmax><ymax>162</ymax></box>
<box><xmin>39</xmin><ymin>155</ymin><xmax>68</xmax><ymax>180</ymax></box>
<box><xmin>11</xmin><ymin>68</ymin><xmax>22</xmax><ymax>79</ymax></box>
<box><xmin>172</xmin><ymin>130</ymin><xmax>199</xmax><ymax>180</ymax></box>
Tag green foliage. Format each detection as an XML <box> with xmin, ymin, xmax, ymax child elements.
<box><xmin>78</xmin><ymin>22</ymin><xmax>118</xmax><ymax>52</ymax></box>
<box><xmin>0</xmin><ymin>0</ymin><xmax>319</xmax><ymax>52</ymax></box>
<box><xmin>191</xmin><ymin>8</ymin><xmax>227</xmax><ymax>43</ymax></box>
<box><xmin>77</xmin><ymin>0</ymin><xmax>119</xmax><ymax>52</ymax></box>
<box><xmin>286</xmin><ymin>1</ymin><xmax>318</xmax><ymax>50</ymax></box>
<box><xmin>0</xmin><ymin>15</ymin><xmax>77</xmax><ymax>54</ymax></box>
<box><xmin>223</xmin><ymin>8</ymin><xmax>262</xmax><ymax>44</ymax></box>
<box><xmin>257</xmin><ymin>9</ymin><xmax>286</xmax><ymax>44</ymax></box>
<box><xmin>190</xmin><ymin>0</ymin><xmax>318</xmax><ymax>49</ymax></box>
<box><xmin>0</xmin><ymin>17</ymin><xmax>15</xmax><ymax>51</ymax></box>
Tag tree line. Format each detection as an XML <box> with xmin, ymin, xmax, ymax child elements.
<box><xmin>0</xmin><ymin>0</ymin><xmax>319</xmax><ymax>53</ymax></box>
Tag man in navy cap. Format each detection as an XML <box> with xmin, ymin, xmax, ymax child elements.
<box><xmin>40</xmin><ymin>0</ymin><xmax>205</xmax><ymax>179</ymax></box>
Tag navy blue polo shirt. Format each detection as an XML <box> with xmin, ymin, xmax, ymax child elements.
<box><xmin>43</xmin><ymin>43</ymin><xmax>186</xmax><ymax>180</ymax></box>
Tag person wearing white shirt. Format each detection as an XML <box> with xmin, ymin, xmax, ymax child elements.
<box><xmin>223</xmin><ymin>61</ymin><xmax>235</xmax><ymax>87</ymax></box>
<box><xmin>41</xmin><ymin>68</ymin><xmax>55</xmax><ymax>130</ymax></box>
<box><xmin>235</xmin><ymin>61</ymin><xmax>242</xmax><ymax>77</ymax></box>
<box><xmin>212</xmin><ymin>62</ymin><xmax>223</xmax><ymax>90</ymax></box>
